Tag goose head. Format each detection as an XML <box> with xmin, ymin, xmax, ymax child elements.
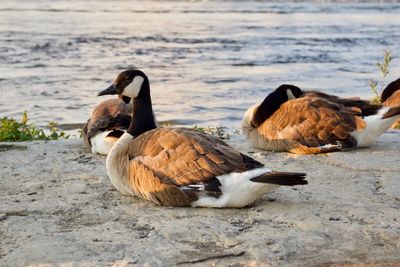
<box><xmin>250</xmin><ymin>84</ymin><xmax>303</xmax><ymax>128</ymax></box>
<box><xmin>98</xmin><ymin>70</ymin><xmax>150</xmax><ymax>100</ymax></box>
<box><xmin>274</xmin><ymin>84</ymin><xmax>303</xmax><ymax>100</ymax></box>
<box><xmin>98</xmin><ymin>69</ymin><xmax>157</xmax><ymax>137</ymax></box>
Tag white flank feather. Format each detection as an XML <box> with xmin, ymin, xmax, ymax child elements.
<box><xmin>106</xmin><ymin>132</ymin><xmax>135</xmax><ymax>196</ymax></box>
<box><xmin>90</xmin><ymin>131</ymin><xmax>119</xmax><ymax>155</ymax></box>
<box><xmin>351</xmin><ymin>107</ymin><xmax>400</xmax><ymax>147</ymax></box>
<box><xmin>242</xmin><ymin>103</ymin><xmax>270</xmax><ymax>149</ymax></box>
<box><xmin>191</xmin><ymin>167</ymin><xmax>279</xmax><ymax>208</ymax></box>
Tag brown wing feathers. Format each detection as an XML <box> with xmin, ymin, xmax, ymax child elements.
<box><xmin>258</xmin><ymin>96</ymin><xmax>364</xmax><ymax>150</ymax></box>
<box><xmin>156</xmin><ymin>128</ymin><xmax>247</xmax><ymax>185</ymax></box>
<box><xmin>128</xmin><ymin>160</ymin><xmax>194</xmax><ymax>207</ymax></box>
<box><xmin>83</xmin><ymin>99</ymin><xmax>133</xmax><ymax>140</ymax></box>
<box><xmin>305</xmin><ymin>91</ymin><xmax>381</xmax><ymax>116</ymax></box>
<box><xmin>124</xmin><ymin>127</ymin><xmax>259</xmax><ymax>206</ymax></box>
<box><xmin>87</xmin><ymin>114</ymin><xmax>131</xmax><ymax>138</ymax></box>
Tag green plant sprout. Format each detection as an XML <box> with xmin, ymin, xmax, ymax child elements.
<box><xmin>370</xmin><ymin>50</ymin><xmax>393</xmax><ymax>104</ymax></box>
<box><xmin>0</xmin><ymin>111</ymin><xmax>69</xmax><ymax>142</ymax></box>
<box><xmin>192</xmin><ymin>125</ymin><xmax>231</xmax><ymax>140</ymax></box>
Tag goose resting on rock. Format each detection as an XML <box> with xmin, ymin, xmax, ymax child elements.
<box><xmin>97</xmin><ymin>70</ymin><xmax>307</xmax><ymax>207</ymax></box>
<box><xmin>242</xmin><ymin>83</ymin><xmax>400</xmax><ymax>154</ymax></box>
<box><xmin>83</xmin><ymin>96</ymin><xmax>133</xmax><ymax>155</ymax></box>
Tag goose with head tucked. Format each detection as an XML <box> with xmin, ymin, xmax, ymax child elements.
<box><xmin>242</xmin><ymin>84</ymin><xmax>400</xmax><ymax>154</ymax></box>
<box><xmin>97</xmin><ymin>70</ymin><xmax>307</xmax><ymax>208</ymax></box>
<box><xmin>381</xmin><ymin>78</ymin><xmax>400</xmax><ymax>128</ymax></box>
<box><xmin>83</xmin><ymin>96</ymin><xmax>133</xmax><ymax>155</ymax></box>
<box><xmin>381</xmin><ymin>78</ymin><xmax>400</xmax><ymax>107</ymax></box>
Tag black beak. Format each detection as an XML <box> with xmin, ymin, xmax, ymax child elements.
<box><xmin>98</xmin><ymin>84</ymin><xmax>117</xmax><ymax>96</ymax></box>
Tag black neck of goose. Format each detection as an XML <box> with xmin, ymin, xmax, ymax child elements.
<box><xmin>381</xmin><ymin>78</ymin><xmax>400</xmax><ymax>103</ymax></box>
<box><xmin>120</xmin><ymin>95</ymin><xmax>131</xmax><ymax>104</ymax></box>
<box><xmin>127</xmin><ymin>79</ymin><xmax>157</xmax><ymax>137</ymax></box>
<box><xmin>251</xmin><ymin>90</ymin><xmax>288</xmax><ymax>128</ymax></box>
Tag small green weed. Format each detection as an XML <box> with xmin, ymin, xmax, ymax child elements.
<box><xmin>370</xmin><ymin>50</ymin><xmax>393</xmax><ymax>104</ymax></box>
<box><xmin>192</xmin><ymin>125</ymin><xmax>231</xmax><ymax>140</ymax></box>
<box><xmin>0</xmin><ymin>111</ymin><xmax>69</xmax><ymax>142</ymax></box>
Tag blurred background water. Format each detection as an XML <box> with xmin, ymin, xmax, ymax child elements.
<box><xmin>1</xmin><ymin>0</ymin><xmax>400</xmax><ymax>132</ymax></box>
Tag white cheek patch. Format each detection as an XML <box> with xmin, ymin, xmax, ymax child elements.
<box><xmin>287</xmin><ymin>89</ymin><xmax>296</xmax><ymax>100</ymax></box>
<box><xmin>124</xmin><ymin>76</ymin><xmax>144</xmax><ymax>98</ymax></box>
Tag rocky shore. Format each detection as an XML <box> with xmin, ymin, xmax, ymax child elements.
<box><xmin>1</xmin><ymin>131</ymin><xmax>400</xmax><ymax>266</ymax></box>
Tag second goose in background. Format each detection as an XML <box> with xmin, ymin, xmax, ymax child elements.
<box><xmin>83</xmin><ymin>96</ymin><xmax>133</xmax><ymax>155</ymax></box>
<box><xmin>84</xmin><ymin>85</ymin><xmax>159</xmax><ymax>155</ymax></box>
<box><xmin>242</xmin><ymin>84</ymin><xmax>400</xmax><ymax>154</ymax></box>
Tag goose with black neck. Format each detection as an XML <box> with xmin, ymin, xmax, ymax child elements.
<box><xmin>97</xmin><ymin>70</ymin><xmax>307</xmax><ymax>208</ymax></box>
<box><xmin>242</xmin><ymin>84</ymin><xmax>400</xmax><ymax>154</ymax></box>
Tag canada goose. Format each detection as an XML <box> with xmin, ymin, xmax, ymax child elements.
<box><xmin>382</xmin><ymin>78</ymin><xmax>400</xmax><ymax>107</ymax></box>
<box><xmin>83</xmin><ymin>96</ymin><xmax>132</xmax><ymax>155</ymax></box>
<box><xmin>242</xmin><ymin>84</ymin><xmax>400</xmax><ymax>154</ymax></box>
<box><xmin>97</xmin><ymin>70</ymin><xmax>307</xmax><ymax>208</ymax></box>
<box><xmin>381</xmin><ymin>78</ymin><xmax>400</xmax><ymax>128</ymax></box>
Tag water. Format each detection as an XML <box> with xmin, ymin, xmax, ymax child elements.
<box><xmin>1</xmin><ymin>1</ymin><xmax>400</xmax><ymax>130</ymax></box>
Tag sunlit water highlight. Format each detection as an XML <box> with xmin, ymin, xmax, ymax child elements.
<box><xmin>1</xmin><ymin>1</ymin><xmax>400</xmax><ymax>131</ymax></box>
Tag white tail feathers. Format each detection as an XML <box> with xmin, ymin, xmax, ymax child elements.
<box><xmin>191</xmin><ymin>167</ymin><xmax>278</xmax><ymax>208</ymax></box>
<box><xmin>351</xmin><ymin>107</ymin><xmax>400</xmax><ymax>147</ymax></box>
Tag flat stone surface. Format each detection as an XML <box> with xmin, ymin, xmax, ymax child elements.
<box><xmin>1</xmin><ymin>131</ymin><xmax>400</xmax><ymax>266</ymax></box>
<box><xmin>382</xmin><ymin>174</ymin><xmax>400</xmax><ymax>200</ymax></box>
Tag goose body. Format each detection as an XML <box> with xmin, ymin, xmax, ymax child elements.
<box><xmin>98</xmin><ymin>70</ymin><xmax>307</xmax><ymax>208</ymax></box>
<box><xmin>242</xmin><ymin>84</ymin><xmax>400</xmax><ymax>154</ymax></box>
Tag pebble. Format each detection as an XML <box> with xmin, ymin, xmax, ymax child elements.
<box><xmin>70</xmin><ymin>182</ymin><xmax>87</xmax><ymax>194</ymax></box>
<box><xmin>25</xmin><ymin>181</ymin><xmax>46</xmax><ymax>192</ymax></box>
<box><xmin>381</xmin><ymin>175</ymin><xmax>400</xmax><ymax>199</ymax></box>
<box><xmin>4</xmin><ymin>208</ymin><xmax>27</xmax><ymax>216</ymax></box>
<box><xmin>0</xmin><ymin>213</ymin><xmax>7</xmax><ymax>221</ymax></box>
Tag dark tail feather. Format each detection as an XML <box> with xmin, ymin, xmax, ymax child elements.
<box><xmin>382</xmin><ymin>105</ymin><xmax>400</xmax><ymax>119</ymax></box>
<box><xmin>339</xmin><ymin>98</ymin><xmax>381</xmax><ymax>116</ymax></box>
<box><xmin>106</xmin><ymin>129</ymin><xmax>125</xmax><ymax>138</ymax></box>
<box><xmin>240</xmin><ymin>153</ymin><xmax>264</xmax><ymax>169</ymax></box>
<box><xmin>381</xmin><ymin>78</ymin><xmax>400</xmax><ymax>103</ymax></box>
<box><xmin>308</xmin><ymin>91</ymin><xmax>381</xmax><ymax>116</ymax></box>
<box><xmin>358</xmin><ymin>103</ymin><xmax>382</xmax><ymax>117</ymax></box>
<box><xmin>251</xmin><ymin>172</ymin><xmax>307</xmax><ymax>186</ymax></box>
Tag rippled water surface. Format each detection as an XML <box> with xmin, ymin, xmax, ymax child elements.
<box><xmin>1</xmin><ymin>1</ymin><xmax>400</xmax><ymax>129</ymax></box>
